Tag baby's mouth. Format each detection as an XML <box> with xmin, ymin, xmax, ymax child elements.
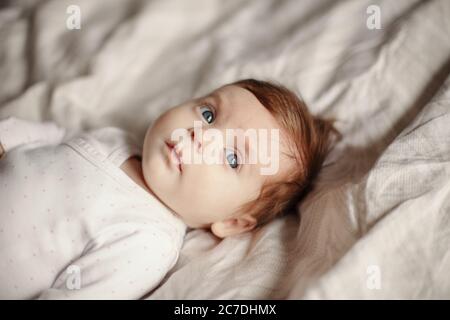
<box><xmin>165</xmin><ymin>140</ymin><xmax>183</xmax><ymax>172</ymax></box>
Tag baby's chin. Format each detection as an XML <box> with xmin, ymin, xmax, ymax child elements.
<box><xmin>180</xmin><ymin>218</ymin><xmax>209</xmax><ymax>230</ymax></box>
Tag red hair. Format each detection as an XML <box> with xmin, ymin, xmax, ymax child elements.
<box><xmin>230</xmin><ymin>79</ymin><xmax>340</xmax><ymax>227</ymax></box>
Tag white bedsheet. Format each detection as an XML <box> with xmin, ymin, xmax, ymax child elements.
<box><xmin>1</xmin><ymin>0</ymin><xmax>449</xmax><ymax>299</ymax></box>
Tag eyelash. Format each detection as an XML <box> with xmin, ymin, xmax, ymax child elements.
<box><xmin>198</xmin><ymin>103</ymin><xmax>216</xmax><ymax>124</ymax></box>
<box><xmin>224</xmin><ymin>148</ymin><xmax>241</xmax><ymax>170</ymax></box>
<box><xmin>197</xmin><ymin>103</ymin><xmax>241</xmax><ymax>171</ymax></box>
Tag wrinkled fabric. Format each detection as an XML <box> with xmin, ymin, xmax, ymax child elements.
<box><xmin>0</xmin><ymin>0</ymin><xmax>449</xmax><ymax>299</ymax></box>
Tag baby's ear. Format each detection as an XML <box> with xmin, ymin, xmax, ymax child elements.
<box><xmin>210</xmin><ymin>214</ymin><xmax>257</xmax><ymax>238</ymax></box>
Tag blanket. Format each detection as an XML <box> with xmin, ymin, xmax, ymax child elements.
<box><xmin>0</xmin><ymin>0</ymin><xmax>449</xmax><ymax>299</ymax></box>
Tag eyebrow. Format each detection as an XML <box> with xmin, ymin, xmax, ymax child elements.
<box><xmin>211</xmin><ymin>91</ymin><xmax>224</xmax><ymax>116</ymax></box>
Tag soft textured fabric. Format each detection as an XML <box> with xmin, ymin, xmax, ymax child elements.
<box><xmin>0</xmin><ymin>117</ymin><xmax>186</xmax><ymax>299</ymax></box>
<box><xmin>0</xmin><ymin>0</ymin><xmax>449</xmax><ymax>299</ymax></box>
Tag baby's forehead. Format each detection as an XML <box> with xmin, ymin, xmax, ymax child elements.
<box><xmin>217</xmin><ymin>85</ymin><xmax>294</xmax><ymax>142</ymax></box>
<box><xmin>212</xmin><ymin>85</ymin><xmax>280</xmax><ymax>130</ymax></box>
<box><xmin>211</xmin><ymin>85</ymin><xmax>297</xmax><ymax>177</ymax></box>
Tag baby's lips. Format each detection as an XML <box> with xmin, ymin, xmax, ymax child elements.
<box><xmin>174</xmin><ymin>147</ymin><xmax>183</xmax><ymax>167</ymax></box>
<box><xmin>166</xmin><ymin>139</ymin><xmax>184</xmax><ymax>172</ymax></box>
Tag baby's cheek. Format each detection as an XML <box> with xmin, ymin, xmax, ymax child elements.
<box><xmin>237</xmin><ymin>175</ymin><xmax>266</xmax><ymax>204</ymax></box>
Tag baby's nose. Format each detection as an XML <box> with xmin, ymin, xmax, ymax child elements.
<box><xmin>188</xmin><ymin>127</ymin><xmax>202</xmax><ymax>153</ymax></box>
<box><xmin>186</xmin><ymin>127</ymin><xmax>224</xmax><ymax>164</ymax></box>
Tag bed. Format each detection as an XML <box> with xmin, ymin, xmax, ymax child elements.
<box><xmin>1</xmin><ymin>0</ymin><xmax>449</xmax><ymax>299</ymax></box>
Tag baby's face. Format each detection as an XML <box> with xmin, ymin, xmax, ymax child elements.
<box><xmin>142</xmin><ymin>85</ymin><xmax>294</xmax><ymax>235</ymax></box>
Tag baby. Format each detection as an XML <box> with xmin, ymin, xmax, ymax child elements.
<box><xmin>0</xmin><ymin>79</ymin><xmax>336</xmax><ymax>299</ymax></box>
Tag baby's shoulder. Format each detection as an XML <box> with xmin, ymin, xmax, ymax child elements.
<box><xmin>72</xmin><ymin>127</ymin><xmax>142</xmax><ymax>163</ymax></box>
<box><xmin>86</xmin><ymin>127</ymin><xmax>139</xmax><ymax>151</ymax></box>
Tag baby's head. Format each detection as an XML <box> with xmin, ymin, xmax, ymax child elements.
<box><xmin>142</xmin><ymin>79</ymin><xmax>337</xmax><ymax>238</ymax></box>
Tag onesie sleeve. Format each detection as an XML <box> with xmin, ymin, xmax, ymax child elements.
<box><xmin>0</xmin><ymin>116</ymin><xmax>69</xmax><ymax>154</ymax></box>
<box><xmin>36</xmin><ymin>226</ymin><xmax>179</xmax><ymax>300</ymax></box>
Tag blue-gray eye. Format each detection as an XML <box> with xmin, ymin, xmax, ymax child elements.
<box><xmin>225</xmin><ymin>149</ymin><xmax>239</xmax><ymax>169</ymax></box>
<box><xmin>199</xmin><ymin>105</ymin><xmax>215</xmax><ymax>124</ymax></box>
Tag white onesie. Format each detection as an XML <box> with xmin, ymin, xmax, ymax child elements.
<box><xmin>0</xmin><ymin>117</ymin><xmax>187</xmax><ymax>299</ymax></box>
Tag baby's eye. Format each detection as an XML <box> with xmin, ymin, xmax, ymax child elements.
<box><xmin>225</xmin><ymin>148</ymin><xmax>239</xmax><ymax>169</ymax></box>
<box><xmin>199</xmin><ymin>105</ymin><xmax>215</xmax><ymax>124</ymax></box>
